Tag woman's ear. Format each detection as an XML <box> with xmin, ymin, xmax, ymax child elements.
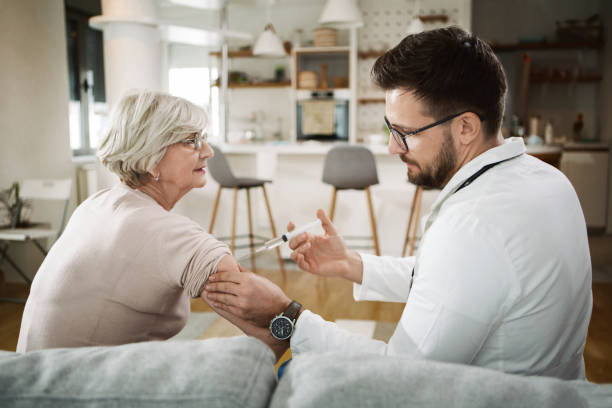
<box><xmin>453</xmin><ymin>112</ymin><xmax>482</xmax><ymax>145</ymax></box>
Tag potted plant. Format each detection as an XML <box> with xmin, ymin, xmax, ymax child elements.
<box><xmin>0</xmin><ymin>182</ymin><xmax>31</xmax><ymax>228</ymax></box>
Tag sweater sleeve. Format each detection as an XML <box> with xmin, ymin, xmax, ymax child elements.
<box><xmin>156</xmin><ymin>212</ymin><xmax>232</xmax><ymax>298</ymax></box>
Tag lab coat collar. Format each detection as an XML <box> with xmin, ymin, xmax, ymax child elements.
<box><xmin>422</xmin><ymin>137</ymin><xmax>526</xmax><ymax>234</ymax></box>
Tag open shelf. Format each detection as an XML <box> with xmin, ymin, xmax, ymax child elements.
<box><xmin>213</xmin><ymin>81</ymin><xmax>291</xmax><ymax>88</ymax></box>
<box><xmin>358</xmin><ymin>50</ymin><xmax>385</xmax><ymax>59</ymax></box>
<box><xmin>529</xmin><ymin>74</ymin><xmax>602</xmax><ymax>83</ymax></box>
<box><xmin>209</xmin><ymin>50</ymin><xmax>290</xmax><ymax>58</ymax></box>
<box><xmin>293</xmin><ymin>46</ymin><xmax>350</xmax><ymax>54</ymax></box>
<box><xmin>491</xmin><ymin>41</ymin><xmax>603</xmax><ymax>52</ymax></box>
<box><xmin>295</xmin><ymin>87</ymin><xmax>349</xmax><ymax>92</ymax></box>
<box><xmin>358</xmin><ymin>98</ymin><xmax>385</xmax><ymax>104</ymax></box>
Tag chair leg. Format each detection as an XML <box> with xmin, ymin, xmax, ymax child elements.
<box><xmin>261</xmin><ymin>185</ymin><xmax>285</xmax><ymax>280</ymax></box>
<box><xmin>329</xmin><ymin>188</ymin><xmax>337</xmax><ymax>222</ymax></box>
<box><xmin>0</xmin><ymin>244</ymin><xmax>32</xmax><ymax>284</ymax></box>
<box><xmin>365</xmin><ymin>187</ymin><xmax>380</xmax><ymax>256</ymax></box>
<box><xmin>409</xmin><ymin>187</ymin><xmax>423</xmax><ymax>256</ymax></box>
<box><xmin>231</xmin><ymin>187</ymin><xmax>239</xmax><ymax>254</ymax></box>
<box><xmin>31</xmin><ymin>239</ymin><xmax>48</xmax><ymax>256</ymax></box>
<box><xmin>245</xmin><ymin>188</ymin><xmax>256</xmax><ymax>272</ymax></box>
<box><xmin>402</xmin><ymin>186</ymin><xmax>421</xmax><ymax>257</ymax></box>
<box><xmin>209</xmin><ymin>185</ymin><xmax>222</xmax><ymax>233</ymax></box>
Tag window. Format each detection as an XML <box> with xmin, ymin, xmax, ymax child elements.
<box><xmin>168</xmin><ymin>67</ymin><xmax>219</xmax><ymax>141</ymax></box>
<box><xmin>66</xmin><ymin>4</ymin><xmax>107</xmax><ymax>156</ymax></box>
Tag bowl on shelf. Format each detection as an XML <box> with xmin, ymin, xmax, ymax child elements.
<box><xmin>298</xmin><ymin>70</ymin><xmax>318</xmax><ymax>89</ymax></box>
<box><xmin>332</xmin><ymin>76</ymin><xmax>349</xmax><ymax>88</ymax></box>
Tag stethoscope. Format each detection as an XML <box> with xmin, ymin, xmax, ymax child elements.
<box><xmin>408</xmin><ymin>158</ymin><xmax>514</xmax><ymax>286</ymax></box>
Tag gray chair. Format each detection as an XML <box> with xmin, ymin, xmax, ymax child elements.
<box><xmin>207</xmin><ymin>145</ymin><xmax>285</xmax><ymax>277</ymax></box>
<box><xmin>322</xmin><ymin>145</ymin><xmax>380</xmax><ymax>255</ymax></box>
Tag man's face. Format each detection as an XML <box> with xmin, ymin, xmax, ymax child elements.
<box><xmin>385</xmin><ymin>89</ymin><xmax>458</xmax><ymax>189</ymax></box>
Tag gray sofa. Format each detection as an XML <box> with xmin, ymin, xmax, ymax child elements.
<box><xmin>1</xmin><ymin>336</ymin><xmax>610</xmax><ymax>408</ymax></box>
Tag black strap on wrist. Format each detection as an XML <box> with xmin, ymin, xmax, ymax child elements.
<box><xmin>284</xmin><ymin>300</ymin><xmax>302</xmax><ymax>322</ymax></box>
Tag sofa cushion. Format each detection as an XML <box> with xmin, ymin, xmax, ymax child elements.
<box><xmin>0</xmin><ymin>336</ymin><xmax>276</xmax><ymax>408</ymax></box>
<box><xmin>271</xmin><ymin>352</ymin><xmax>612</xmax><ymax>408</ymax></box>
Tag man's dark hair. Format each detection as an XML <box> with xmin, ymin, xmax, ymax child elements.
<box><xmin>372</xmin><ymin>26</ymin><xmax>507</xmax><ymax>138</ymax></box>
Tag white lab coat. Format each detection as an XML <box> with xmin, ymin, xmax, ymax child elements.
<box><xmin>291</xmin><ymin>138</ymin><xmax>592</xmax><ymax>380</ymax></box>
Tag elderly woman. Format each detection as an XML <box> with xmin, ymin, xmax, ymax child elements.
<box><xmin>17</xmin><ymin>90</ymin><xmax>237</xmax><ymax>351</ymax></box>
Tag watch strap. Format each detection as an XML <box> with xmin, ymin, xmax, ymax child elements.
<box><xmin>283</xmin><ymin>300</ymin><xmax>302</xmax><ymax>322</ymax></box>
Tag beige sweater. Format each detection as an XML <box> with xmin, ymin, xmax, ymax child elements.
<box><xmin>17</xmin><ymin>183</ymin><xmax>230</xmax><ymax>352</ymax></box>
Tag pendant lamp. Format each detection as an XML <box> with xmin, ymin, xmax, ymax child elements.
<box><xmin>319</xmin><ymin>0</ymin><xmax>363</xmax><ymax>28</ymax></box>
<box><xmin>253</xmin><ymin>23</ymin><xmax>286</xmax><ymax>57</ymax></box>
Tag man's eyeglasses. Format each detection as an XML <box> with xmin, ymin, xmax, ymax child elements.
<box><xmin>384</xmin><ymin>111</ymin><xmax>483</xmax><ymax>151</ymax></box>
<box><xmin>179</xmin><ymin>132</ymin><xmax>207</xmax><ymax>150</ymax></box>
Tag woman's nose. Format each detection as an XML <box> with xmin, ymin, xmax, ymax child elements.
<box><xmin>200</xmin><ymin>141</ymin><xmax>213</xmax><ymax>158</ymax></box>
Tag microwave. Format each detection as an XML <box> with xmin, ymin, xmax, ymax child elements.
<box><xmin>296</xmin><ymin>95</ymin><xmax>349</xmax><ymax>141</ymax></box>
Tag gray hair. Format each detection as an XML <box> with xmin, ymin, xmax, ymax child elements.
<box><xmin>97</xmin><ymin>90</ymin><xmax>207</xmax><ymax>188</ymax></box>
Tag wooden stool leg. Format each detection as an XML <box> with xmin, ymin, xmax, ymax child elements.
<box><xmin>409</xmin><ymin>187</ymin><xmax>423</xmax><ymax>256</ymax></box>
<box><xmin>261</xmin><ymin>185</ymin><xmax>285</xmax><ymax>280</ymax></box>
<box><xmin>365</xmin><ymin>187</ymin><xmax>380</xmax><ymax>256</ymax></box>
<box><xmin>402</xmin><ymin>186</ymin><xmax>420</xmax><ymax>257</ymax></box>
<box><xmin>231</xmin><ymin>187</ymin><xmax>239</xmax><ymax>254</ymax></box>
<box><xmin>209</xmin><ymin>185</ymin><xmax>222</xmax><ymax>233</ymax></box>
<box><xmin>329</xmin><ymin>188</ymin><xmax>337</xmax><ymax>222</ymax></box>
<box><xmin>246</xmin><ymin>188</ymin><xmax>256</xmax><ymax>272</ymax></box>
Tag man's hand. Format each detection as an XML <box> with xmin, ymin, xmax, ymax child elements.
<box><xmin>288</xmin><ymin>209</ymin><xmax>364</xmax><ymax>283</ymax></box>
<box><xmin>203</xmin><ymin>265</ymin><xmax>291</xmax><ymax>327</ymax></box>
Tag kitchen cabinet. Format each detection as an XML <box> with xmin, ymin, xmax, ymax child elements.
<box><xmin>560</xmin><ymin>146</ymin><xmax>610</xmax><ymax>230</ymax></box>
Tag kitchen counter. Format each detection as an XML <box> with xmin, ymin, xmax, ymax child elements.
<box><xmin>217</xmin><ymin>140</ymin><xmax>600</xmax><ymax>155</ymax></box>
<box><xmin>172</xmin><ymin>140</ymin><xmax>608</xmax><ymax>260</ymax></box>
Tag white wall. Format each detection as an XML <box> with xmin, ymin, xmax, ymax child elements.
<box><xmin>0</xmin><ymin>0</ymin><xmax>74</xmax><ymax>281</ymax></box>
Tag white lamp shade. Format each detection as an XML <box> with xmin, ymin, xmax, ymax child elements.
<box><xmin>406</xmin><ymin>17</ymin><xmax>424</xmax><ymax>35</ymax></box>
<box><xmin>319</xmin><ymin>0</ymin><xmax>364</xmax><ymax>29</ymax></box>
<box><xmin>253</xmin><ymin>24</ymin><xmax>286</xmax><ymax>57</ymax></box>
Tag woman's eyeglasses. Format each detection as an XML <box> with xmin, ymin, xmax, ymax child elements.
<box><xmin>179</xmin><ymin>132</ymin><xmax>207</xmax><ymax>150</ymax></box>
<box><xmin>384</xmin><ymin>111</ymin><xmax>484</xmax><ymax>151</ymax></box>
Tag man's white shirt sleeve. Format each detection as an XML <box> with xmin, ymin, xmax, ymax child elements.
<box><xmin>291</xmin><ymin>212</ymin><xmax>517</xmax><ymax>365</ymax></box>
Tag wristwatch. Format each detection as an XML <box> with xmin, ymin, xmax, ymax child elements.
<box><xmin>269</xmin><ymin>300</ymin><xmax>302</xmax><ymax>341</ymax></box>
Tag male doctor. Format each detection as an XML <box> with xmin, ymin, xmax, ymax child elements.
<box><xmin>203</xmin><ymin>26</ymin><xmax>592</xmax><ymax>379</ymax></box>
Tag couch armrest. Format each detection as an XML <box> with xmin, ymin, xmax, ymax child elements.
<box><xmin>0</xmin><ymin>337</ymin><xmax>276</xmax><ymax>408</ymax></box>
<box><xmin>271</xmin><ymin>352</ymin><xmax>610</xmax><ymax>408</ymax></box>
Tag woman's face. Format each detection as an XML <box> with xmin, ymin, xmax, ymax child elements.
<box><xmin>155</xmin><ymin>133</ymin><xmax>213</xmax><ymax>195</ymax></box>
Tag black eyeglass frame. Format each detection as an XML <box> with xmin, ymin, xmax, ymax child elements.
<box><xmin>384</xmin><ymin>111</ymin><xmax>484</xmax><ymax>151</ymax></box>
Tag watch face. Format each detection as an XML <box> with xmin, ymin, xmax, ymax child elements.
<box><xmin>270</xmin><ymin>316</ymin><xmax>293</xmax><ymax>340</ymax></box>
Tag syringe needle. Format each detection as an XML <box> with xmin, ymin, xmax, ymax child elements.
<box><xmin>234</xmin><ymin>219</ymin><xmax>322</xmax><ymax>263</ymax></box>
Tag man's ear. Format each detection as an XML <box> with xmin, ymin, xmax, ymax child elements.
<box><xmin>452</xmin><ymin>112</ymin><xmax>482</xmax><ymax>145</ymax></box>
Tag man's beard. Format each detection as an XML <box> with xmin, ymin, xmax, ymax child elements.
<box><xmin>403</xmin><ymin>130</ymin><xmax>457</xmax><ymax>189</ymax></box>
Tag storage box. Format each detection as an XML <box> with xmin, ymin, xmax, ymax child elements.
<box><xmin>298</xmin><ymin>70</ymin><xmax>318</xmax><ymax>89</ymax></box>
<box><xmin>313</xmin><ymin>27</ymin><xmax>337</xmax><ymax>47</ymax></box>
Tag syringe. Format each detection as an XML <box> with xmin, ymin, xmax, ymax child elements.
<box><xmin>236</xmin><ymin>219</ymin><xmax>322</xmax><ymax>262</ymax></box>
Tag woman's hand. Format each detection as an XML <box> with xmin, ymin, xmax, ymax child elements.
<box><xmin>202</xmin><ymin>289</ymin><xmax>289</xmax><ymax>361</ymax></box>
<box><xmin>288</xmin><ymin>209</ymin><xmax>364</xmax><ymax>283</ymax></box>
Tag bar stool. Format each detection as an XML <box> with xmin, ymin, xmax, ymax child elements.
<box><xmin>322</xmin><ymin>145</ymin><xmax>380</xmax><ymax>256</ymax></box>
<box><xmin>401</xmin><ymin>185</ymin><xmax>440</xmax><ymax>256</ymax></box>
<box><xmin>402</xmin><ymin>185</ymin><xmax>423</xmax><ymax>257</ymax></box>
<box><xmin>207</xmin><ymin>145</ymin><xmax>285</xmax><ymax>278</ymax></box>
